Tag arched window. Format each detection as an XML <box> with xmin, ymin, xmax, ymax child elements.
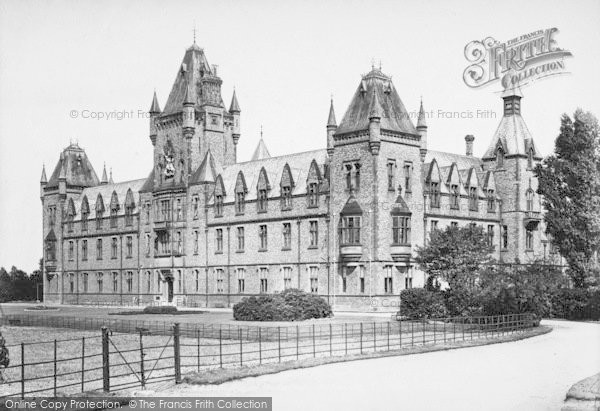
<box><xmin>496</xmin><ymin>147</ymin><xmax>504</xmax><ymax>168</ymax></box>
<box><xmin>526</xmin><ymin>189</ymin><xmax>534</xmax><ymax>212</ymax></box>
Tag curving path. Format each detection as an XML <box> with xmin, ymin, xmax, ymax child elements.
<box><xmin>159</xmin><ymin>320</ymin><xmax>600</xmax><ymax>411</ymax></box>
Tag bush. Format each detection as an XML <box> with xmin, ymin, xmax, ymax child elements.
<box><xmin>0</xmin><ymin>331</ymin><xmax>8</xmax><ymax>383</ymax></box>
<box><xmin>142</xmin><ymin>305</ymin><xmax>178</xmax><ymax>314</ymax></box>
<box><xmin>399</xmin><ymin>288</ymin><xmax>447</xmax><ymax>320</ymax></box>
<box><xmin>233</xmin><ymin>289</ymin><xmax>333</xmax><ymax>321</ymax></box>
<box><xmin>551</xmin><ymin>288</ymin><xmax>600</xmax><ymax>320</ymax></box>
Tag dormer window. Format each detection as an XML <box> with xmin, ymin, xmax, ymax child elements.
<box><xmin>257</xmin><ymin>189</ymin><xmax>268</xmax><ymax>213</ymax></box>
<box><xmin>82</xmin><ymin>210</ymin><xmax>89</xmax><ymax>231</ymax></box>
<box><xmin>214</xmin><ymin>194</ymin><xmax>223</xmax><ymax>217</ymax></box>
<box><xmin>450</xmin><ymin>184</ymin><xmax>459</xmax><ymax>209</ymax></box>
<box><xmin>429</xmin><ymin>182</ymin><xmax>440</xmax><ymax>208</ymax></box>
<box><xmin>281</xmin><ymin>186</ymin><xmax>292</xmax><ymax>210</ymax></box>
<box><xmin>307</xmin><ymin>182</ymin><xmax>319</xmax><ymax>207</ymax></box>
<box><xmin>487</xmin><ymin>189</ymin><xmax>495</xmax><ymax>212</ymax></box>
<box><xmin>125</xmin><ymin>205</ymin><xmax>134</xmax><ymax>226</ymax></box>
<box><xmin>235</xmin><ymin>191</ymin><xmax>245</xmax><ymax>214</ymax></box>
<box><xmin>469</xmin><ymin>187</ymin><xmax>478</xmax><ymax>211</ymax></box>
<box><xmin>110</xmin><ymin>207</ymin><xmax>118</xmax><ymax>228</ymax></box>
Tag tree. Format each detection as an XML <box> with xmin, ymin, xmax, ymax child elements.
<box><xmin>536</xmin><ymin>110</ymin><xmax>600</xmax><ymax>287</ymax></box>
<box><xmin>415</xmin><ymin>225</ymin><xmax>494</xmax><ymax>290</ymax></box>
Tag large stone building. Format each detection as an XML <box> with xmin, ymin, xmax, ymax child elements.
<box><xmin>40</xmin><ymin>42</ymin><xmax>559</xmax><ymax>310</ymax></box>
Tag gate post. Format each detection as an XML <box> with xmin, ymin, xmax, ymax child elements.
<box><xmin>173</xmin><ymin>323</ymin><xmax>181</xmax><ymax>383</ymax></box>
<box><xmin>101</xmin><ymin>326</ymin><xmax>110</xmax><ymax>392</ymax></box>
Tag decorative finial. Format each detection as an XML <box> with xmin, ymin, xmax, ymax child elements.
<box><xmin>193</xmin><ymin>22</ymin><xmax>196</xmax><ymax>44</ymax></box>
<box><xmin>371</xmin><ymin>58</ymin><xmax>375</xmax><ymax>70</ymax></box>
<box><xmin>260</xmin><ymin>125</ymin><xmax>263</xmax><ymax>139</ymax></box>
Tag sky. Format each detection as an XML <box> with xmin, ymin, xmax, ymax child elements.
<box><xmin>0</xmin><ymin>0</ymin><xmax>599</xmax><ymax>272</ymax></box>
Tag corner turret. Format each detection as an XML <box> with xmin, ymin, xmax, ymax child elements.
<box><xmin>417</xmin><ymin>98</ymin><xmax>428</xmax><ymax>161</ymax></box>
<box><xmin>326</xmin><ymin>98</ymin><xmax>337</xmax><ymax>156</ymax></box>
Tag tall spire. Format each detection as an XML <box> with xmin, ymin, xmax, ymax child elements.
<box><xmin>229</xmin><ymin>88</ymin><xmax>241</xmax><ymax>113</ymax></box>
<box><xmin>417</xmin><ymin>98</ymin><xmax>427</xmax><ymax>129</ymax></box>
<box><xmin>252</xmin><ymin>128</ymin><xmax>271</xmax><ymax>161</ymax></box>
<box><xmin>40</xmin><ymin>164</ymin><xmax>47</xmax><ymax>184</ymax></box>
<box><xmin>149</xmin><ymin>90</ymin><xmax>161</xmax><ymax>114</ymax></box>
<box><xmin>100</xmin><ymin>163</ymin><xmax>108</xmax><ymax>185</ymax></box>
<box><xmin>327</xmin><ymin>98</ymin><xmax>337</xmax><ymax>127</ymax></box>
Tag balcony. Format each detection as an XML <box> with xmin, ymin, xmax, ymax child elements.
<box><xmin>390</xmin><ymin>244</ymin><xmax>412</xmax><ymax>263</ymax></box>
<box><xmin>340</xmin><ymin>244</ymin><xmax>362</xmax><ymax>262</ymax></box>
<box><xmin>524</xmin><ymin>211</ymin><xmax>541</xmax><ymax>230</ymax></box>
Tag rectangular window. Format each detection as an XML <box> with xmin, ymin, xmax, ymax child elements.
<box><xmin>404</xmin><ymin>162</ymin><xmax>412</xmax><ymax>193</ymax></box>
<box><xmin>451</xmin><ymin>221</ymin><xmax>458</xmax><ymax>228</ymax></box>
<box><xmin>359</xmin><ymin>266</ymin><xmax>365</xmax><ymax>293</ymax></box>
<box><xmin>431</xmin><ymin>220</ymin><xmax>438</xmax><ymax>231</ymax></box>
<box><xmin>160</xmin><ymin>199</ymin><xmax>171</xmax><ymax>221</ymax></box>
<box><xmin>177</xmin><ymin>270</ymin><xmax>182</xmax><ymax>293</ymax></box>
<box><xmin>259</xmin><ymin>268</ymin><xmax>268</xmax><ymax>293</ymax></box>
<box><xmin>309</xmin><ymin>221</ymin><xmax>318</xmax><ymax>247</ymax></box>
<box><xmin>216</xmin><ymin>229</ymin><xmax>223</xmax><ymax>253</ymax></box>
<box><xmin>307</xmin><ymin>183</ymin><xmax>319</xmax><ymax>207</ymax></box>
<box><xmin>257</xmin><ymin>189</ymin><xmax>268</xmax><ymax>212</ymax></box>
<box><xmin>526</xmin><ymin>227</ymin><xmax>534</xmax><ymax>250</ymax></box>
<box><xmin>145</xmin><ymin>202</ymin><xmax>151</xmax><ymax>224</ymax></box>
<box><xmin>392</xmin><ymin>216</ymin><xmax>411</xmax><ymax>245</ymax></box>
<box><xmin>96</xmin><ymin>211</ymin><xmax>103</xmax><ymax>230</ymax></box>
<box><xmin>283</xmin><ymin>267</ymin><xmax>292</xmax><ymax>289</ymax></box>
<box><xmin>195</xmin><ymin>269</ymin><xmax>200</xmax><ymax>292</ymax></box>
<box><xmin>193</xmin><ymin>231</ymin><xmax>199</xmax><ymax>254</ymax></box>
<box><xmin>68</xmin><ymin>241</ymin><xmax>74</xmax><ymax>260</ymax></box>
<box><xmin>192</xmin><ymin>196</ymin><xmax>199</xmax><ymax>219</ymax></box>
<box><xmin>146</xmin><ymin>233</ymin><xmax>151</xmax><ymax>257</ymax></box>
<box><xmin>215</xmin><ymin>195</ymin><xmax>223</xmax><ymax>217</ymax></box>
<box><xmin>125</xmin><ymin>206</ymin><xmax>133</xmax><ymax>226</ymax></box>
<box><xmin>69</xmin><ymin>274</ymin><xmax>74</xmax><ymax>293</ymax></box>
<box><xmin>216</xmin><ymin>269</ymin><xmax>224</xmax><ymax>293</ymax></box>
<box><xmin>487</xmin><ymin>190</ymin><xmax>495</xmax><ymax>212</ymax></box>
<box><xmin>235</xmin><ymin>191</ymin><xmax>245</xmax><ymax>214</ymax></box>
<box><xmin>126</xmin><ymin>271</ymin><xmax>133</xmax><ymax>293</ymax></box>
<box><xmin>175</xmin><ymin>199</ymin><xmax>183</xmax><ymax>221</ymax></box>
<box><xmin>82</xmin><ymin>273</ymin><xmax>88</xmax><ymax>293</ymax></box>
<box><xmin>146</xmin><ymin>271</ymin><xmax>151</xmax><ymax>293</ymax></box>
<box><xmin>502</xmin><ymin>225</ymin><xmax>508</xmax><ymax>249</ymax></box>
<box><xmin>82</xmin><ymin>240</ymin><xmax>88</xmax><ymax>261</ymax></box>
<box><xmin>487</xmin><ymin>225</ymin><xmax>495</xmax><ymax>247</ymax></box>
<box><xmin>259</xmin><ymin>225</ymin><xmax>268</xmax><ymax>250</ymax></box>
<box><xmin>281</xmin><ymin>186</ymin><xmax>292</xmax><ymax>210</ymax></box>
<box><xmin>384</xmin><ymin>266</ymin><xmax>393</xmax><ymax>294</ymax></box>
<box><xmin>111</xmin><ymin>237</ymin><xmax>118</xmax><ymax>259</ymax></box>
<box><xmin>96</xmin><ymin>239</ymin><xmax>103</xmax><ymax>260</ymax></box>
<box><xmin>48</xmin><ymin>206</ymin><xmax>57</xmax><ymax>227</ymax></box>
<box><xmin>469</xmin><ymin>187</ymin><xmax>478</xmax><ymax>211</ymax></box>
<box><xmin>97</xmin><ymin>273</ymin><xmax>103</xmax><ymax>293</ymax></box>
<box><xmin>67</xmin><ymin>216</ymin><xmax>74</xmax><ymax>233</ymax></box>
<box><xmin>387</xmin><ymin>161</ymin><xmax>395</xmax><ymax>191</ymax></box>
<box><xmin>282</xmin><ymin>223</ymin><xmax>291</xmax><ymax>249</ymax></box>
<box><xmin>112</xmin><ymin>272</ymin><xmax>118</xmax><ymax>292</ymax></box>
<box><xmin>237</xmin><ymin>268</ymin><xmax>245</xmax><ymax>293</ymax></box>
<box><xmin>451</xmin><ymin>184</ymin><xmax>459</xmax><ymax>209</ymax></box>
<box><xmin>237</xmin><ymin>227</ymin><xmax>245</xmax><ymax>251</ymax></box>
<box><xmin>126</xmin><ymin>236</ymin><xmax>133</xmax><ymax>258</ymax></box>
<box><xmin>340</xmin><ymin>216</ymin><xmax>361</xmax><ymax>244</ymax></box>
<box><xmin>405</xmin><ymin>272</ymin><xmax>413</xmax><ymax>289</ymax></box>
<box><xmin>110</xmin><ymin>209</ymin><xmax>118</xmax><ymax>228</ymax></box>
<box><xmin>176</xmin><ymin>231</ymin><xmax>183</xmax><ymax>255</ymax></box>
<box><xmin>82</xmin><ymin>212</ymin><xmax>88</xmax><ymax>231</ymax></box>
<box><xmin>429</xmin><ymin>182</ymin><xmax>440</xmax><ymax>208</ymax></box>
<box><xmin>310</xmin><ymin>267</ymin><xmax>318</xmax><ymax>293</ymax></box>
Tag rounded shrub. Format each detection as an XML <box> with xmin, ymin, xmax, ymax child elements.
<box><xmin>142</xmin><ymin>305</ymin><xmax>178</xmax><ymax>314</ymax></box>
<box><xmin>399</xmin><ymin>288</ymin><xmax>447</xmax><ymax>320</ymax></box>
<box><xmin>233</xmin><ymin>289</ymin><xmax>333</xmax><ymax>321</ymax></box>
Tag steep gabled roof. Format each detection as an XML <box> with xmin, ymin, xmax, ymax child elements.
<box><xmin>191</xmin><ymin>149</ymin><xmax>222</xmax><ymax>184</ymax></box>
<box><xmin>73</xmin><ymin>179</ymin><xmax>146</xmax><ymax>220</ymax></box>
<box><xmin>46</xmin><ymin>144</ymin><xmax>99</xmax><ymax>189</ymax></box>
<box><xmin>336</xmin><ymin>67</ymin><xmax>417</xmax><ymax>136</ymax></box>
<box><xmin>483</xmin><ymin>112</ymin><xmax>541</xmax><ymax>159</ymax></box>
<box><xmin>340</xmin><ymin>195</ymin><xmax>363</xmax><ymax>216</ymax></box>
<box><xmin>251</xmin><ymin>138</ymin><xmax>271</xmax><ymax>161</ymax></box>
<box><xmin>425</xmin><ymin>150</ymin><xmax>483</xmax><ymax>170</ymax></box>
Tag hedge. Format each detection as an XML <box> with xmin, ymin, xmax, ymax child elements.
<box><xmin>233</xmin><ymin>289</ymin><xmax>333</xmax><ymax>321</ymax></box>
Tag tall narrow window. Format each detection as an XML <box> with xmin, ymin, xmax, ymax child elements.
<box><xmin>126</xmin><ymin>271</ymin><xmax>133</xmax><ymax>293</ymax></box>
<box><xmin>111</xmin><ymin>237</ymin><xmax>118</xmax><ymax>259</ymax></box>
<box><xmin>82</xmin><ymin>240</ymin><xmax>88</xmax><ymax>261</ymax></box>
<box><xmin>392</xmin><ymin>216</ymin><xmax>411</xmax><ymax>245</ymax></box>
<box><xmin>145</xmin><ymin>202</ymin><xmax>151</xmax><ymax>223</ymax></box>
<box><xmin>216</xmin><ymin>229</ymin><xmax>223</xmax><ymax>253</ymax></box>
<box><xmin>68</xmin><ymin>241</ymin><xmax>74</xmax><ymax>260</ymax></box>
<box><xmin>430</xmin><ymin>220</ymin><xmax>438</xmax><ymax>231</ymax></box>
<box><xmin>214</xmin><ymin>194</ymin><xmax>223</xmax><ymax>217</ymax></box>
<box><xmin>387</xmin><ymin>161</ymin><xmax>395</xmax><ymax>191</ymax></box>
<box><xmin>192</xmin><ymin>196</ymin><xmax>199</xmax><ymax>219</ymax></box>
<box><xmin>46</xmin><ymin>239</ymin><xmax>56</xmax><ymax>261</ymax></box>
<box><xmin>307</xmin><ymin>183</ymin><xmax>319</xmax><ymax>207</ymax></box>
<box><xmin>487</xmin><ymin>225</ymin><xmax>494</xmax><ymax>247</ymax></box>
<box><xmin>487</xmin><ymin>190</ymin><xmax>495</xmax><ymax>212</ymax></box>
<box><xmin>384</xmin><ymin>266</ymin><xmax>393</xmax><ymax>294</ymax></box>
<box><xmin>175</xmin><ymin>198</ymin><xmax>183</xmax><ymax>221</ymax></box>
<box><xmin>126</xmin><ymin>236</ymin><xmax>133</xmax><ymax>258</ymax></box>
<box><xmin>429</xmin><ymin>182</ymin><xmax>440</xmax><ymax>208</ymax></box>
<box><xmin>259</xmin><ymin>268</ymin><xmax>268</xmax><ymax>293</ymax></box>
<box><xmin>112</xmin><ymin>272</ymin><xmax>118</xmax><ymax>292</ymax></box>
<box><xmin>283</xmin><ymin>267</ymin><xmax>292</xmax><ymax>289</ymax></box>
<box><xmin>177</xmin><ymin>270</ymin><xmax>182</xmax><ymax>293</ymax></box>
<box><xmin>309</xmin><ymin>221</ymin><xmax>318</xmax><ymax>247</ymax></box>
<box><xmin>194</xmin><ymin>269</ymin><xmax>200</xmax><ymax>292</ymax></box>
<box><xmin>69</xmin><ymin>274</ymin><xmax>74</xmax><ymax>293</ymax></box>
<box><xmin>216</xmin><ymin>269</ymin><xmax>224</xmax><ymax>293</ymax></box>
<box><xmin>257</xmin><ymin>189</ymin><xmax>268</xmax><ymax>212</ymax></box>
<box><xmin>193</xmin><ymin>231</ymin><xmax>199</xmax><ymax>254</ymax></box>
<box><xmin>469</xmin><ymin>187</ymin><xmax>478</xmax><ymax>211</ymax></box>
<box><xmin>404</xmin><ymin>162</ymin><xmax>412</xmax><ymax>193</ymax></box>
<box><xmin>176</xmin><ymin>231</ymin><xmax>183</xmax><ymax>254</ymax></box>
<box><xmin>96</xmin><ymin>239</ymin><xmax>103</xmax><ymax>260</ymax></box>
<box><xmin>237</xmin><ymin>268</ymin><xmax>245</xmax><ymax>293</ymax></box>
<box><xmin>345</xmin><ymin>164</ymin><xmax>352</xmax><ymax>190</ymax></box>
<box><xmin>497</xmin><ymin>147</ymin><xmax>504</xmax><ymax>168</ymax></box>
<box><xmin>235</xmin><ymin>191</ymin><xmax>245</xmax><ymax>214</ymax></box>
<box><xmin>526</xmin><ymin>190</ymin><xmax>534</xmax><ymax>212</ymax></box>
<box><xmin>526</xmin><ymin>227</ymin><xmax>534</xmax><ymax>249</ymax></box>
<box><xmin>310</xmin><ymin>267</ymin><xmax>318</xmax><ymax>293</ymax></box>
<box><xmin>97</xmin><ymin>272</ymin><xmax>104</xmax><ymax>293</ymax></box>
<box><xmin>125</xmin><ymin>205</ymin><xmax>133</xmax><ymax>226</ymax></box>
<box><xmin>354</xmin><ymin>163</ymin><xmax>361</xmax><ymax>190</ymax></box>
<box><xmin>359</xmin><ymin>266</ymin><xmax>365</xmax><ymax>293</ymax></box>
<box><xmin>282</xmin><ymin>223</ymin><xmax>291</xmax><ymax>249</ymax></box>
<box><xmin>405</xmin><ymin>272</ymin><xmax>413</xmax><ymax>289</ymax></box>
<box><xmin>237</xmin><ymin>227</ymin><xmax>245</xmax><ymax>251</ymax></box>
<box><xmin>82</xmin><ymin>273</ymin><xmax>88</xmax><ymax>293</ymax></box>
<box><xmin>259</xmin><ymin>225</ymin><xmax>268</xmax><ymax>250</ymax></box>
<box><xmin>340</xmin><ymin>217</ymin><xmax>361</xmax><ymax>244</ymax></box>
<box><xmin>110</xmin><ymin>207</ymin><xmax>118</xmax><ymax>228</ymax></box>
<box><xmin>451</xmin><ymin>184</ymin><xmax>459</xmax><ymax>209</ymax></box>
<box><xmin>145</xmin><ymin>233</ymin><xmax>151</xmax><ymax>257</ymax></box>
<box><xmin>281</xmin><ymin>186</ymin><xmax>292</xmax><ymax>210</ymax></box>
<box><xmin>82</xmin><ymin>210</ymin><xmax>89</xmax><ymax>231</ymax></box>
<box><xmin>527</xmin><ymin>148</ymin><xmax>534</xmax><ymax>169</ymax></box>
<box><xmin>341</xmin><ymin>272</ymin><xmax>347</xmax><ymax>293</ymax></box>
<box><xmin>146</xmin><ymin>271</ymin><xmax>151</xmax><ymax>293</ymax></box>
<box><xmin>502</xmin><ymin>225</ymin><xmax>508</xmax><ymax>249</ymax></box>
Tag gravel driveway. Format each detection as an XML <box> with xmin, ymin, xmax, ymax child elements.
<box><xmin>158</xmin><ymin>320</ymin><xmax>600</xmax><ymax>411</ymax></box>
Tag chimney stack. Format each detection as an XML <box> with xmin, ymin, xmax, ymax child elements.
<box><xmin>465</xmin><ymin>135</ymin><xmax>475</xmax><ymax>156</ymax></box>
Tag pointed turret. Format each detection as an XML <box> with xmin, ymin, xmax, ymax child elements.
<box><xmin>149</xmin><ymin>91</ymin><xmax>161</xmax><ymax>114</ymax></box>
<box><xmin>229</xmin><ymin>89</ymin><xmax>240</xmax><ymax>113</ymax></box>
<box><xmin>417</xmin><ymin>98</ymin><xmax>428</xmax><ymax>161</ymax></box>
<box><xmin>100</xmin><ymin>164</ymin><xmax>108</xmax><ymax>185</ymax></box>
<box><xmin>327</xmin><ymin>98</ymin><xmax>337</xmax><ymax>155</ymax></box>
<box><xmin>46</xmin><ymin>144</ymin><xmax>99</xmax><ymax>190</ymax></box>
<box><xmin>40</xmin><ymin>165</ymin><xmax>48</xmax><ymax>184</ymax></box>
<box><xmin>251</xmin><ymin>131</ymin><xmax>271</xmax><ymax>161</ymax></box>
<box><xmin>149</xmin><ymin>91</ymin><xmax>160</xmax><ymax>146</ymax></box>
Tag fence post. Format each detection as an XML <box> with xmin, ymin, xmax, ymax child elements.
<box><xmin>295</xmin><ymin>326</ymin><xmax>299</xmax><ymax>361</ymax></box>
<box><xmin>173</xmin><ymin>323</ymin><xmax>181</xmax><ymax>384</ymax></box>
<box><xmin>422</xmin><ymin>319</ymin><xmax>425</xmax><ymax>345</ymax></box>
<box><xmin>399</xmin><ymin>320</ymin><xmax>402</xmax><ymax>348</ymax></box>
<box><xmin>139</xmin><ymin>330</ymin><xmax>146</xmax><ymax>389</ymax></box>
<box><xmin>101</xmin><ymin>326</ymin><xmax>110</xmax><ymax>392</ymax></box>
<box><xmin>373</xmin><ymin>322</ymin><xmax>376</xmax><ymax>352</ymax></box>
<box><xmin>239</xmin><ymin>328</ymin><xmax>243</xmax><ymax>366</ymax></box>
<box><xmin>411</xmin><ymin>321</ymin><xmax>414</xmax><ymax>347</ymax></box>
<box><xmin>462</xmin><ymin>318</ymin><xmax>465</xmax><ymax>341</ymax></box>
<box><xmin>81</xmin><ymin>337</ymin><xmax>85</xmax><ymax>392</ymax></box>
<box><xmin>443</xmin><ymin>319</ymin><xmax>446</xmax><ymax>344</ymax></box>
<box><xmin>53</xmin><ymin>339</ymin><xmax>57</xmax><ymax>396</ymax></box>
<box><xmin>259</xmin><ymin>327</ymin><xmax>263</xmax><ymax>364</ymax></box>
<box><xmin>278</xmin><ymin>327</ymin><xmax>282</xmax><ymax>363</ymax></box>
<box><xmin>20</xmin><ymin>343</ymin><xmax>25</xmax><ymax>399</ymax></box>
<box><xmin>453</xmin><ymin>318</ymin><xmax>456</xmax><ymax>342</ymax></box>
<box><xmin>360</xmin><ymin>323</ymin><xmax>363</xmax><ymax>354</ymax></box>
<box><xmin>433</xmin><ymin>320</ymin><xmax>436</xmax><ymax>344</ymax></box>
<box><xmin>344</xmin><ymin>323</ymin><xmax>348</xmax><ymax>355</ymax></box>
<box><xmin>219</xmin><ymin>328</ymin><xmax>223</xmax><ymax>368</ymax></box>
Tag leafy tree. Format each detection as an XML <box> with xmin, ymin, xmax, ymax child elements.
<box><xmin>415</xmin><ymin>225</ymin><xmax>494</xmax><ymax>290</ymax></box>
<box><xmin>536</xmin><ymin>110</ymin><xmax>600</xmax><ymax>287</ymax></box>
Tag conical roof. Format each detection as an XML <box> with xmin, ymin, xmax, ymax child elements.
<box><xmin>417</xmin><ymin>99</ymin><xmax>427</xmax><ymax>128</ymax></box>
<box><xmin>327</xmin><ymin>99</ymin><xmax>337</xmax><ymax>127</ymax></box>
<box><xmin>251</xmin><ymin>138</ymin><xmax>271</xmax><ymax>161</ymax></box>
<box><xmin>149</xmin><ymin>91</ymin><xmax>161</xmax><ymax>114</ymax></box>
<box><xmin>336</xmin><ymin>67</ymin><xmax>417</xmax><ymax>135</ymax></box>
<box><xmin>40</xmin><ymin>165</ymin><xmax>47</xmax><ymax>184</ymax></box>
<box><xmin>229</xmin><ymin>89</ymin><xmax>240</xmax><ymax>113</ymax></box>
<box><xmin>46</xmin><ymin>143</ymin><xmax>99</xmax><ymax>189</ymax></box>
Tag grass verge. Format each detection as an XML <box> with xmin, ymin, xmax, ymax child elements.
<box><xmin>182</xmin><ymin>325</ymin><xmax>551</xmax><ymax>386</ymax></box>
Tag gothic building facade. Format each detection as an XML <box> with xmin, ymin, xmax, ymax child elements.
<box><xmin>40</xmin><ymin>42</ymin><xmax>558</xmax><ymax>310</ymax></box>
